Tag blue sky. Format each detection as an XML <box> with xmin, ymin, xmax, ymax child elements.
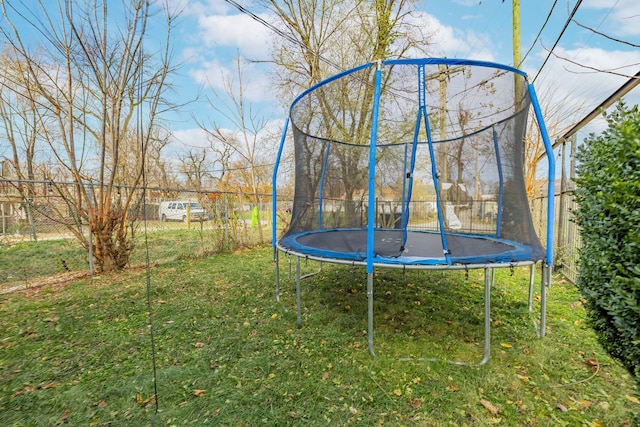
<box><xmin>168</xmin><ymin>0</ymin><xmax>640</xmax><ymax>152</ymax></box>
<box><xmin>1</xmin><ymin>0</ymin><xmax>638</xmax><ymax>158</ymax></box>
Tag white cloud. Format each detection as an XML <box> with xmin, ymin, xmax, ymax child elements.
<box><xmin>194</xmin><ymin>12</ymin><xmax>272</xmax><ymax>58</ymax></box>
<box><xmin>451</xmin><ymin>0</ymin><xmax>480</xmax><ymax>6</ymax></box>
<box><xmin>170</xmin><ymin>128</ymin><xmax>210</xmax><ymax>152</ymax></box>
<box><xmin>411</xmin><ymin>11</ymin><xmax>496</xmax><ymax>61</ymax></box>
<box><xmin>532</xmin><ymin>45</ymin><xmax>640</xmax><ymax>136</ymax></box>
<box><xmin>188</xmin><ymin>57</ymin><xmax>273</xmax><ymax>103</ymax></box>
<box><xmin>168</xmin><ymin>117</ymin><xmax>286</xmax><ymax>159</ymax></box>
<box><xmin>581</xmin><ymin>0</ymin><xmax>640</xmax><ymax>37</ymax></box>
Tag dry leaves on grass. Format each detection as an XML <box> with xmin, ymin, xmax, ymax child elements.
<box><xmin>480</xmin><ymin>398</ymin><xmax>500</xmax><ymax>415</ymax></box>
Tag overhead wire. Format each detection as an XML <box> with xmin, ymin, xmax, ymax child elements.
<box><xmin>532</xmin><ymin>0</ymin><xmax>583</xmax><ymax>83</ymax></box>
<box><xmin>519</xmin><ymin>0</ymin><xmax>558</xmax><ymax>68</ymax></box>
<box><xmin>223</xmin><ymin>1</ymin><xmax>610</xmax><ymax>139</ymax></box>
<box><xmin>223</xmin><ymin>0</ymin><xmax>345</xmax><ymax>76</ymax></box>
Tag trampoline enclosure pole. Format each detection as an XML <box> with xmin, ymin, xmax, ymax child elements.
<box><xmin>528</xmin><ymin>83</ymin><xmax>555</xmax><ymax>266</ymax></box>
<box><xmin>366</xmin><ymin>61</ymin><xmax>383</xmax><ymax>274</ymax></box>
<box><xmin>272</xmin><ymin>118</ymin><xmax>289</xmax><ymax>250</ymax></box>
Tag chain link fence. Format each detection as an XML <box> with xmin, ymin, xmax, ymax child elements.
<box><xmin>0</xmin><ymin>178</ymin><xmax>294</xmax><ymax>292</ymax></box>
<box><xmin>531</xmin><ymin>183</ymin><xmax>580</xmax><ymax>284</ymax></box>
<box><xmin>2</xmin><ymin>177</ymin><xmax>580</xmax><ymax>291</ymax></box>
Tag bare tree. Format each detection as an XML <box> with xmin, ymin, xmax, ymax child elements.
<box><xmin>0</xmin><ymin>0</ymin><xmax>178</xmax><ymax>272</ymax></box>
<box><xmin>0</xmin><ymin>51</ymin><xmax>47</xmax><ymax>239</ymax></box>
<box><xmin>199</xmin><ymin>55</ymin><xmax>274</xmax><ymax>241</ymax></box>
<box><xmin>179</xmin><ymin>148</ymin><xmax>213</xmax><ymax>194</ymax></box>
<box><xmin>261</xmin><ymin>0</ymin><xmax>433</xmax><ymax>222</ymax></box>
<box><xmin>523</xmin><ymin>85</ymin><xmax>580</xmax><ymax>199</ymax></box>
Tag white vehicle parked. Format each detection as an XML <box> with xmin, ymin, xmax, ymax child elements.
<box><xmin>158</xmin><ymin>201</ymin><xmax>207</xmax><ymax>222</ymax></box>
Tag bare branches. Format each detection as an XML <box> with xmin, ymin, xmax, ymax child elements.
<box><xmin>0</xmin><ymin>0</ymin><xmax>178</xmax><ymax>271</ymax></box>
<box><xmin>572</xmin><ymin>19</ymin><xmax>640</xmax><ymax>49</ymax></box>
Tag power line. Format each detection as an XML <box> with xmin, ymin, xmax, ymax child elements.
<box><xmin>533</xmin><ymin>0</ymin><xmax>583</xmax><ymax>83</ymax></box>
<box><xmin>223</xmin><ymin>0</ymin><xmax>344</xmax><ymax>76</ymax></box>
<box><xmin>519</xmin><ymin>0</ymin><xmax>558</xmax><ymax>67</ymax></box>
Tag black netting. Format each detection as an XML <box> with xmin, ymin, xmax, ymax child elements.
<box><xmin>280</xmin><ymin>59</ymin><xmax>545</xmax><ymax>264</ymax></box>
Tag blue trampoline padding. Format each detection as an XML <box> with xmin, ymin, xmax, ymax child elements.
<box><xmin>278</xmin><ymin>229</ymin><xmax>543</xmax><ymax>266</ymax></box>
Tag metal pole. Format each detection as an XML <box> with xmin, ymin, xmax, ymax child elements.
<box><xmin>87</xmin><ymin>184</ymin><xmax>94</xmax><ymax>276</ymax></box>
<box><xmin>540</xmin><ymin>264</ymin><xmax>550</xmax><ymax>338</ymax></box>
<box><xmin>224</xmin><ymin>194</ymin><xmax>230</xmax><ymax>250</ymax></box>
<box><xmin>479</xmin><ymin>268</ymin><xmax>492</xmax><ymax>365</ymax></box>
<box><xmin>275</xmin><ymin>249</ymin><xmax>281</xmax><ymax>302</ymax></box>
<box><xmin>528</xmin><ymin>263</ymin><xmax>535</xmax><ymax>312</ymax></box>
<box><xmin>296</xmin><ymin>256</ymin><xmax>302</xmax><ymax>328</ymax></box>
<box><xmin>367</xmin><ymin>272</ymin><xmax>375</xmax><ymax>357</ymax></box>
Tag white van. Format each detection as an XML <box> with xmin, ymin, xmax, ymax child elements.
<box><xmin>158</xmin><ymin>201</ymin><xmax>207</xmax><ymax>222</ymax></box>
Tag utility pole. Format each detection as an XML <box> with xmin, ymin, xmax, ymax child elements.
<box><xmin>512</xmin><ymin>0</ymin><xmax>523</xmax><ymax>108</ymax></box>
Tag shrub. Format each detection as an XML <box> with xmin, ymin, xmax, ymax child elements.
<box><xmin>573</xmin><ymin>102</ymin><xmax>640</xmax><ymax>385</ymax></box>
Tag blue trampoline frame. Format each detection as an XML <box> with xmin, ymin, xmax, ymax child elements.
<box><xmin>272</xmin><ymin>58</ymin><xmax>555</xmax><ymax>365</ymax></box>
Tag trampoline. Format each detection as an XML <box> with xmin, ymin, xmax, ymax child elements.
<box><xmin>272</xmin><ymin>58</ymin><xmax>555</xmax><ymax>364</ymax></box>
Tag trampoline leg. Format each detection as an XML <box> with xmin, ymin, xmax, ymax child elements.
<box><xmin>540</xmin><ymin>263</ymin><xmax>551</xmax><ymax>338</ymax></box>
<box><xmin>296</xmin><ymin>256</ymin><xmax>302</xmax><ymax>329</ymax></box>
<box><xmin>479</xmin><ymin>268</ymin><xmax>492</xmax><ymax>365</ymax></box>
<box><xmin>528</xmin><ymin>263</ymin><xmax>535</xmax><ymax>312</ymax></box>
<box><xmin>367</xmin><ymin>272</ymin><xmax>375</xmax><ymax>357</ymax></box>
<box><xmin>275</xmin><ymin>250</ymin><xmax>281</xmax><ymax>302</ymax></box>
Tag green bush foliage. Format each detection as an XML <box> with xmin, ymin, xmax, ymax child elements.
<box><xmin>574</xmin><ymin>102</ymin><xmax>640</xmax><ymax>384</ymax></box>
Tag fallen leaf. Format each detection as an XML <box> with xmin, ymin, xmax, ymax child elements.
<box><xmin>480</xmin><ymin>398</ymin><xmax>500</xmax><ymax>415</ymax></box>
<box><xmin>410</xmin><ymin>398</ymin><xmax>424</xmax><ymax>409</ymax></box>
<box><xmin>584</xmin><ymin>359</ymin><xmax>598</xmax><ymax>368</ymax></box>
<box><xmin>500</xmin><ymin>343</ymin><xmax>512</xmax><ymax>349</ymax></box>
<box><xmin>193</xmin><ymin>389</ymin><xmax>206</xmax><ymax>397</ymax></box>
<box><xmin>446</xmin><ymin>384</ymin><xmax>460</xmax><ymax>392</ymax></box>
<box><xmin>194</xmin><ymin>342</ymin><xmax>205</xmax><ymax>348</ymax></box>
<box><xmin>393</xmin><ymin>389</ymin><xmax>402</xmax><ymax>396</ymax></box>
<box><xmin>625</xmin><ymin>394</ymin><xmax>640</xmax><ymax>404</ymax></box>
<box><xmin>97</xmin><ymin>400</ymin><xmax>107</xmax><ymax>409</ymax></box>
<box><xmin>349</xmin><ymin>406</ymin><xmax>358</xmax><ymax>414</ymax></box>
<box><xmin>556</xmin><ymin>403</ymin><xmax>568</xmax><ymax>412</ymax></box>
<box><xmin>517</xmin><ymin>374</ymin><xmax>529</xmax><ymax>382</ymax></box>
<box><xmin>578</xmin><ymin>399</ymin><xmax>591</xmax><ymax>409</ymax></box>
<box><xmin>591</xmin><ymin>421</ymin><xmax>604</xmax><ymax>427</ymax></box>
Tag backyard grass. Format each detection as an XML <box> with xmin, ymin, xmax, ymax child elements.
<box><xmin>0</xmin><ymin>245</ymin><xmax>638</xmax><ymax>426</ymax></box>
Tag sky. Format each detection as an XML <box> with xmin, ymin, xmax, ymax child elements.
<box><xmin>0</xmin><ymin>0</ymin><xmax>638</xmax><ymax>167</ymax></box>
<box><xmin>167</xmin><ymin>0</ymin><xmax>640</xmax><ymax>156</ymax></box>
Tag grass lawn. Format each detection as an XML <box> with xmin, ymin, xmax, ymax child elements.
<box><xmin>0</xmin><ymin>245</ymin><xmax>637</xmax><ymax>426</ymax></box>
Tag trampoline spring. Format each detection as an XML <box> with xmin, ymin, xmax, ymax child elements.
<box><xmin>510</xmin><ymin>264</ymin><xmax>515</xmax><ymax>276</ymax></box>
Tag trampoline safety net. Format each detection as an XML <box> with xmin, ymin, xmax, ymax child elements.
<box><xmin>274</xmin><ymin>58</ymin><xmax>550</xmax><ymax>266</ymax></box>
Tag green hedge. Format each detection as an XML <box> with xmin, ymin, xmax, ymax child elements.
<box><xmin>573</xmin><ymin>102</ymin><xmax>640</xmax><ymax>385</ymax></box>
